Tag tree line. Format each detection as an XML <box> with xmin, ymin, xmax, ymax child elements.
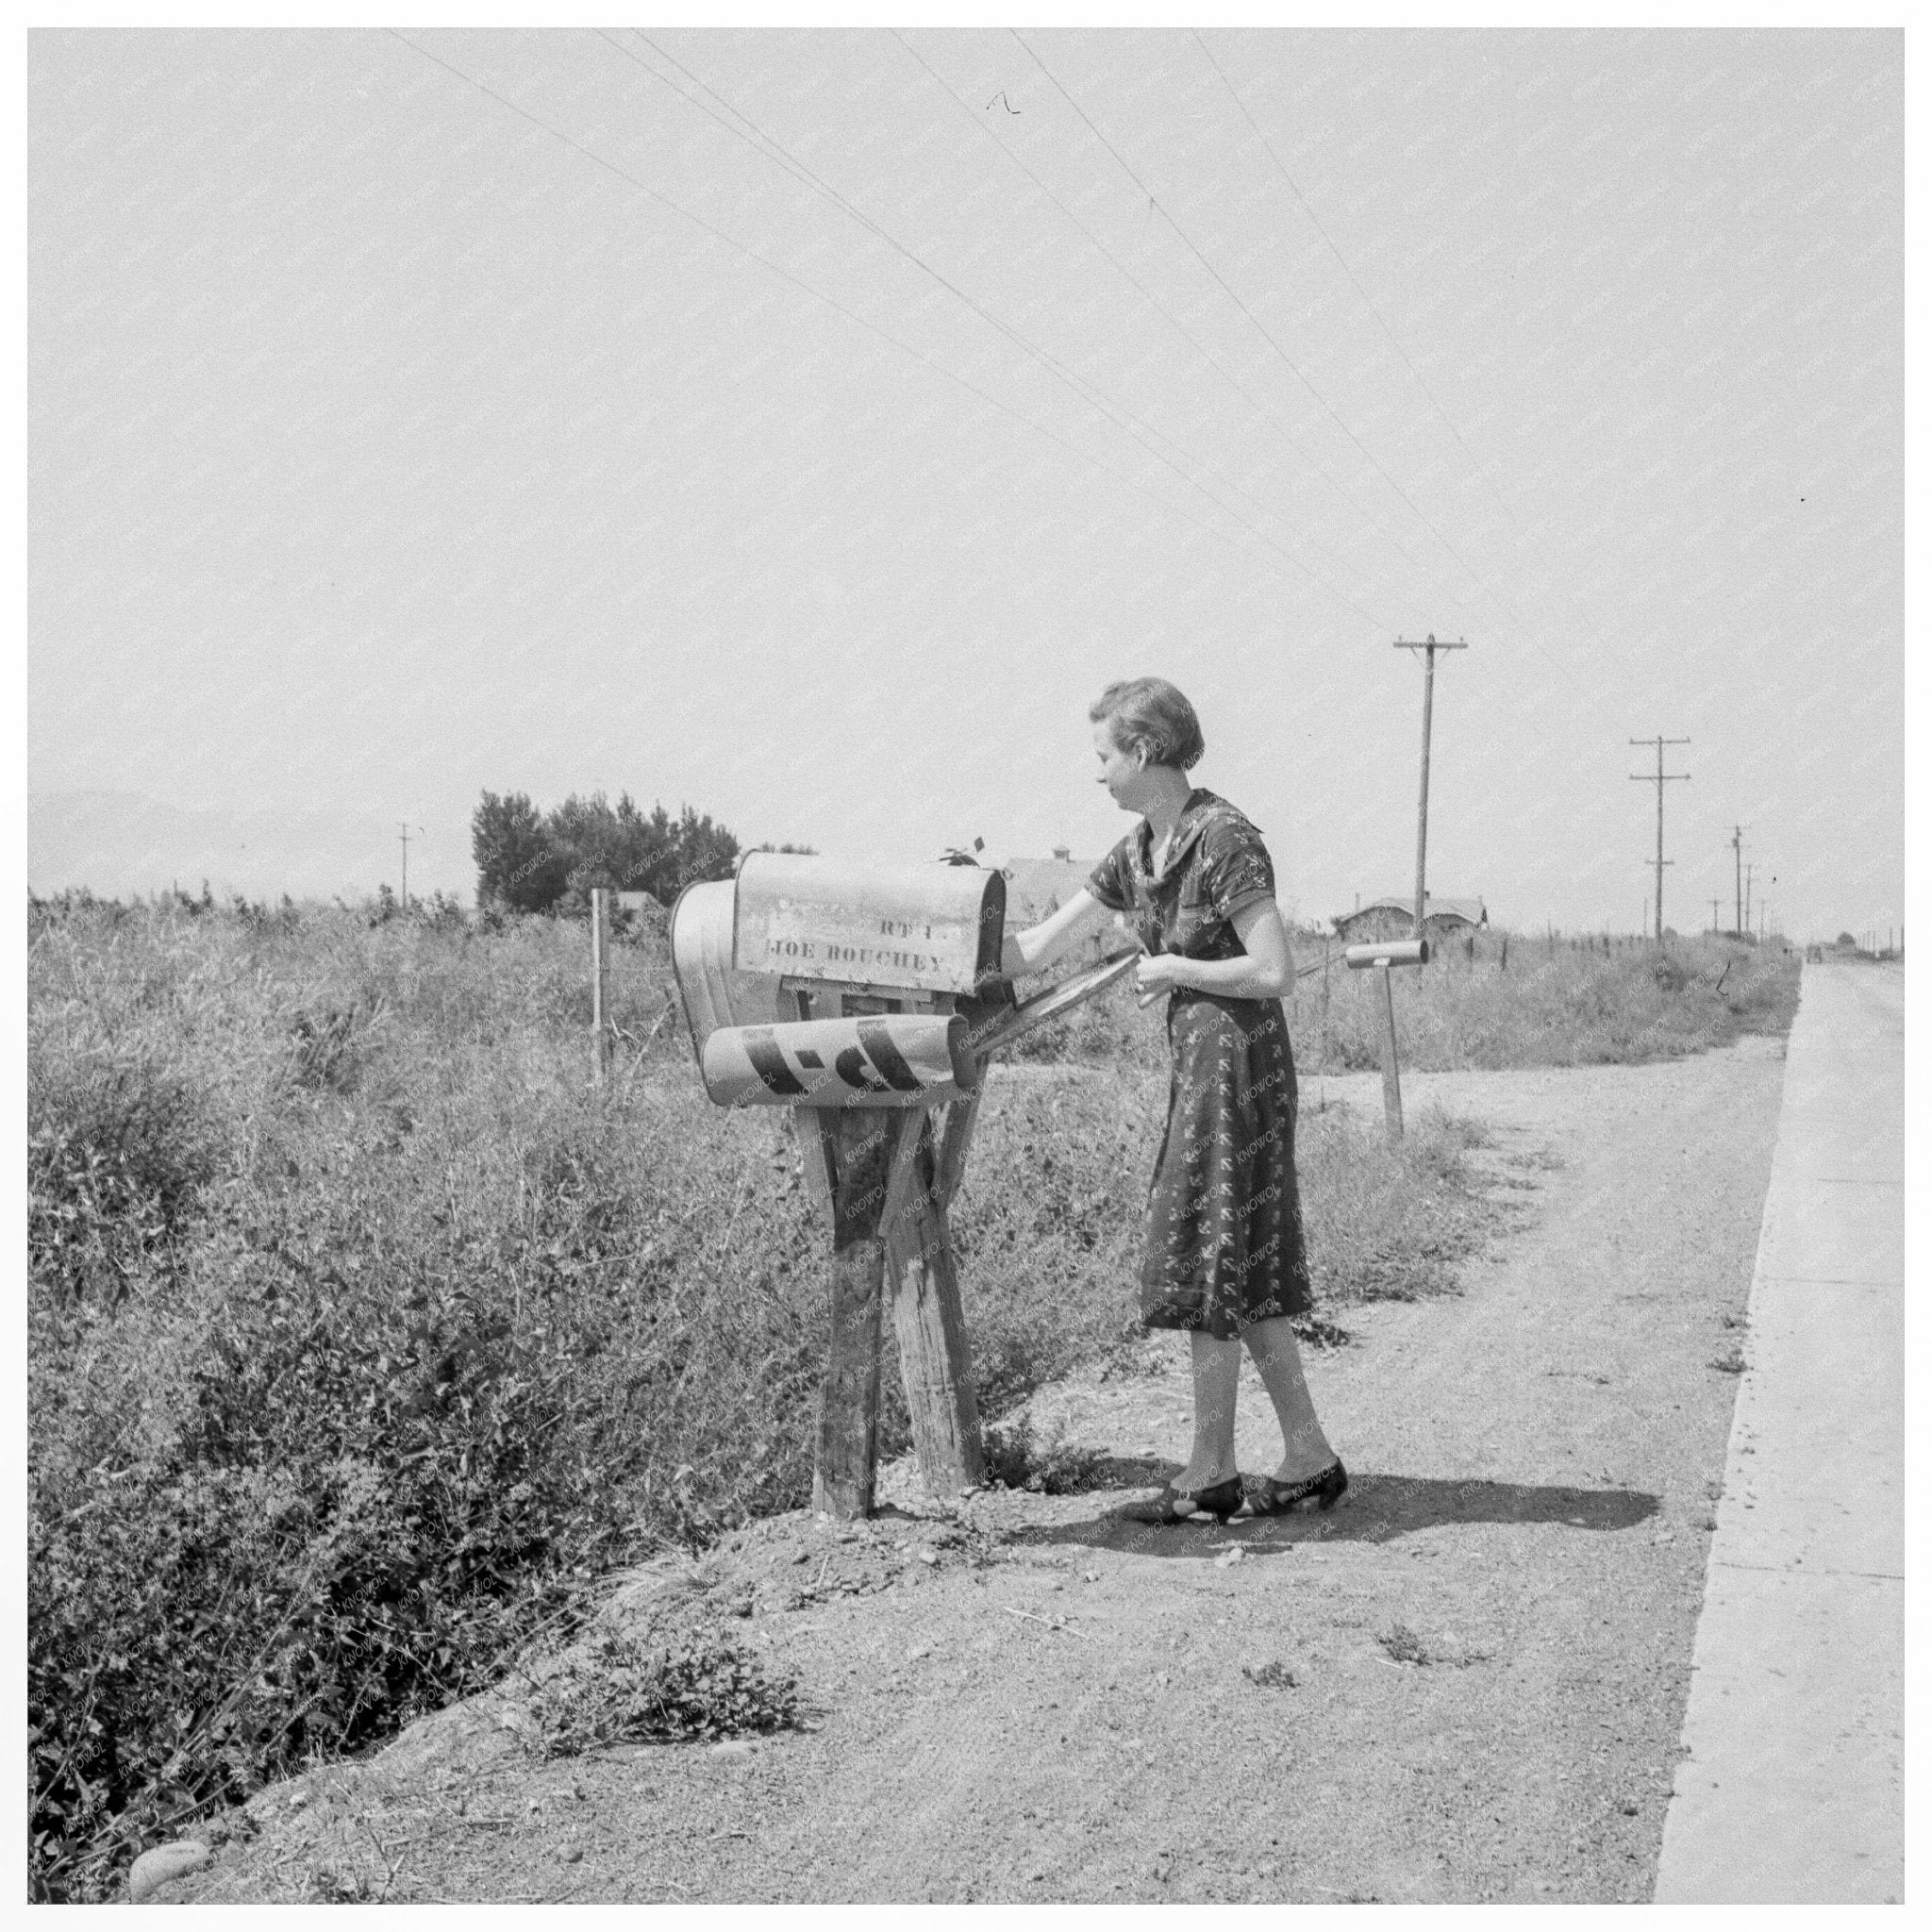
<box><xmin>471</xmin><ymin>791</ymin><xmax>810</xmax><ymax>914</ymax></box>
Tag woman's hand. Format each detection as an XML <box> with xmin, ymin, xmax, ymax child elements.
<box><xmin>1134</xmin><ymin>951</ymin><xmax>1188</xmax><ymax>1001</ymax></box>
<box><xmin>1133</xmin><ymin>905</ymin><xmax>1292</xmax><ymax>1004</ymax></box>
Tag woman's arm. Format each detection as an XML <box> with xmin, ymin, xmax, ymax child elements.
<box><xmin>1134</xmin><ymin>898</ymin><xmax>1293</xmax><ymax>1002</ymax></box>
<box><xmin>1000</xmin><ymin>888</ymin><xmax>1119</xmax><ymax>977</ymax></box>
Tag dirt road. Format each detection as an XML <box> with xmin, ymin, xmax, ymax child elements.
<box><xmin>170</xmin><ymin>1035</ymin><xmax>1786</xmax><ymax>1905</ymax></box>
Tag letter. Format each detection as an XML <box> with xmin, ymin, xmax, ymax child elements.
<box><xmin>741</xmin><ymin>1027</ymin><xmax>808</xmax><ymax>1097</ymax></box>
<box><xmin>834</xmin><ymin>1044</ymin><xmax>892</xmax><ymax>1092</ymax></box>
<box><xmin>854</xmin><ymin>1018</ymin><xmax>924</xmax><ymax>1092</ymax></box>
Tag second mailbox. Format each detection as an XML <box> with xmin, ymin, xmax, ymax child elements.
<box><xmin>675</xmin><ymin>852</ymin><xmax>1007</xmax><ymax>1110</ymax></box>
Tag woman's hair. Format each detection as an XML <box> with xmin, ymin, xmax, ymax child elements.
<box><xmin>1089</xmin><ymin>677</ymin><xmax>1206</xmax><ymax>771</ymax></box>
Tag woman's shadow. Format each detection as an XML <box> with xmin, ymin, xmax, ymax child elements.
<box><xmin>1007</xmin><ymin>1454</ymin><xmax>1657</xmax><ymax>1561</ymax></box>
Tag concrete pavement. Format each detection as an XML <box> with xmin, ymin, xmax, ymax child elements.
<box><xmin>1654</xmin><ymin>962</ymin><xmax>1904</xmax><ymax>1903</ymax></box>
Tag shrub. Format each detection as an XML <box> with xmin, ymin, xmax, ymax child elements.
<box><xmin>981</xmin><ymin>1416</ymin><xmax>1112</xmax><ymax>1494</ymax></box>
<box><xmin>518</xmin><ymin>1624</ymin><xmax>802</xmax><ymax>1757</ymax></box>
<box><xmin>27</xmin><ymin>1049</ymin><xmax>224</xmax><ymax>1303</ymax></box>
<box><xmin>1297</xmin><ymin>1104</ymin><xmax>1493</xmax><ymax>1305</ymax></box>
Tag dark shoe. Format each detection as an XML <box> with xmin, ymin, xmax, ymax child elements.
<box><xmin>1246</xmin><ymin>1459</ymin><xmax>1348</xmax><ymax>1516</ymax></box>
<box><xmin>1122</xmin><ymin>1475</ymin><xmax>1245</xmax><ymax>1526</ymax></box>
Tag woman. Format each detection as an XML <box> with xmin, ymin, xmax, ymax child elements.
<box><xmin>1000</xmin><ymin>677</ymin><xmax>1345</xmax><ymax>1524</ymax></box>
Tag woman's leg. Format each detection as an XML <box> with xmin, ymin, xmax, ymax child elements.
<box><xmin>1243</xmin><ymin>1316</ymin><xmax>1337</xmax><ymax>1483</ymax></box>
<box><xmin>1171</xmin><ymin>1329</ymin><xmax>1242</xmax><ymax>1491</ymax></box>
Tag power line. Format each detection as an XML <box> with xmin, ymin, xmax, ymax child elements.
<box><xmin>1010</xmin><ymin>28</ymin><xmax>1486</xmax><ymax>632</ymax></box>
<box><xmin>604</xmin><ymin>29</ymin><xmax>1395</xmax><ymax>627</ymax></box>
<box><xmin>1194</xmin><ymin>32</ymin><xmax>1498</xmax><ymax>494</ymax></box>
<box><xmin>887</xmin><ymin>28</ymin><xmax>1474</xmax><ymax>637</ymax></box>
<box><xmin>1190</xmin><ymin>32</ymin><xmax>1585</xmax><ymax>653</ymax></box>
<box><xmin>1014</xmin><ymin>30</ymin><xmax>1522</xmax><ymax>646</ymax></box>
<box><xmin>1192</xmin><ymin>31</ymin><xmax>1623</xmax><ymax>673</ymax></box>
<box><xmin>388</xmin><ymin>30</ymin><xmax>1366</xmax><ymax>606</ymax></box>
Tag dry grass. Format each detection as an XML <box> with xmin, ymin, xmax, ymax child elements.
<box><xmin>1295</xmin><ymin>930</ymin><xmax>1799</xmax><ymax>1073</ymax></box>
<box><xmin>1011</xmin><ymin>928</ymin><xmax>1799</xmax><ymax>1077</ymax></box>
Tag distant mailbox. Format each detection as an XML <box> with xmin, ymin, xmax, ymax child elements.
<box><xmin>1344</xmin><ymin>937</ymin><xmax>1429</xmax><ymax>970</ymax></box>
<box><xmin>731</xmin><ymin>852</ymin><xmax>1005</xmax><ymax>996</ymax></box>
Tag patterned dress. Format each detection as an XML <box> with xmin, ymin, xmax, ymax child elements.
<box><xmin>1088</xmin><ymin>789</ymin><xmax>1315</xmax><ymax>1338</ymax></box>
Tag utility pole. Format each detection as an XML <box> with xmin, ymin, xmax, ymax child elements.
<box><xmin>1395</xmin><ymin>635</ymin><xmax>1468</xmax><ymax>937</ymax></box>
<box><xmin>398</xmin><ymin>823</ymin><xmax>425</xmax><ymax>909</ymax></box>
<box><xmin>1744</xmin><ymin>862</ymin><xmax>1757</xmax><ymax>936</ymax></box>
<box><xmin>1629</xmin><ymin>737</ymin><xmax>1690</xmax><ymax>943</ymax></box>
<box><xmin>1710</xmin><ymin>897</ymin><xmax>1721</xmax><ymax>934</ymax></box>
<box><xmin>1729</xmin><ymin>825</ymin><xmax>1746</xmax><ymax>935</ymax></box>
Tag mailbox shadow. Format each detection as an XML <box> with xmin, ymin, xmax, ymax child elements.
<box><xmin>1008</xmin><ymin>1465</ymin><xmax>1658</xmax><ymax>1562</ymax></box>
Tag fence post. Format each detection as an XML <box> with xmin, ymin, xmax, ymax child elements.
<box><xmin>1320</xmin><ymin>937</ymin><xmax>1331</xmax><ymax>1079</ymax></box>
<box><xmin>1375</xmin><ymin>960</ymin><xmax>1404</xmax><ymax>1141</ymax></box>
<box><xmin>591</xmin><ymin>888</ymin><xmax>612</xmax><ymax>1086</ymax></box>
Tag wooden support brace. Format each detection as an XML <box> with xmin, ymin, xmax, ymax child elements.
<box><xmin>790</xmin><ymin>989</ymin><xmax>836</xmax><ymax>1221</ymax></box>
<box><xmin>811</xmin><ymin>1108</ymin><xmax>911</xmax><ymax>1521</ymax></box>
<box><xmin>884</xmin><ymin>1102</ymin><xmax>985</xmax><ymax>1496</ymax></box>
<box><xmin>931</xmin><ymin>1084</ymin><xmax>986</xmax><ymax>1211</ymax></box>
<box><xmin>801</xmin><ymin>1009</ymin><xmax>991</xmax><ymax>1515</ymax></box>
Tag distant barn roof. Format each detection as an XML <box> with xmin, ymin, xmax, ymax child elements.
<box><xmin>1000</xmin><ymin>855</ymin><xmax>1093</xmax><ymax>920</ymax></box>
<box><xmin>1333</xmin><ymin>893</ymin><xmax>1487</xmax><ymax>930</ymax></box>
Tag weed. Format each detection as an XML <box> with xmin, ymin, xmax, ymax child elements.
<box><xmin>289</xmin><ymin>1005</ymin><xmax>365</xmax><ymax>1092</ymax></box>
<box><xmin>1378</xmin><ymin>1623</ymin><xmax>1433</xmax><ymax>1665</ymax></box>
<box><xmin>1241</xmin><ymin>1660</ymin><xmax>1298</xmax><ymax>1689</ymax></box>
<box><xmin>519</xmin><ymin>1624</ymin><xmax>801</xmax><ymax>1757</ymax></box>
<box><xmin>981</xmin><ymin>1416</ymin><xmax>1112</xmax><ymax>1495</ymax></box>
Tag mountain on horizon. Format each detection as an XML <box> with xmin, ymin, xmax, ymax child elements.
<box><xmin>27</xmin><ymin>790</ymin><xmax>474</xmax><ymax>906</ymax></box>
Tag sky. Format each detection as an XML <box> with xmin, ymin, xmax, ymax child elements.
<box><xmin>28</xmin><ymin>26</ymin><xmax>1905</xmax><ymax>941</ymax></box>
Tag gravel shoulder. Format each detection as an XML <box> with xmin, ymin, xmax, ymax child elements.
<box><xmin>164</xmin><ymin>1035</ymin><xmax>1787</xmax><ymax>1906</ymax></box>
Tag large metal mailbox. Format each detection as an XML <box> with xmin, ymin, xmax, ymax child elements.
<box><xmin>730</xmin><ymin>852</ymin><xmax>1006</xmax><ymax>996</ymax></box>
<box><xmin>673</xmin><ymin>855</ymin><xmax>1007</xmax><ymax>1109</ymax></box>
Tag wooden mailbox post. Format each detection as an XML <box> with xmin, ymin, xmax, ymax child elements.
<box><xmin>670</xmin><ymin>854</ymin><xmax>1130</xmax><ymax>1520</ymax></box>
<box><xmin>1343</xmin><ymin>935</ymin><xmax>1429</xmax><ymax>1142</ymax></box>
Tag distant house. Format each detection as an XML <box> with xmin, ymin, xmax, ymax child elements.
<box><xmin>999</xmin><ymin>849</ymin><xmax>1094</xmax><ymax>924</ymax></box>
<box><xmin>608</xmin><ymin>888</ymin><xmax>667</xmax><ymax>931</ymax></box>
<box><xmin>1332</xmin><ymin>893</ymin><xmax>1488</xmax><ymax>941</ymax></box>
